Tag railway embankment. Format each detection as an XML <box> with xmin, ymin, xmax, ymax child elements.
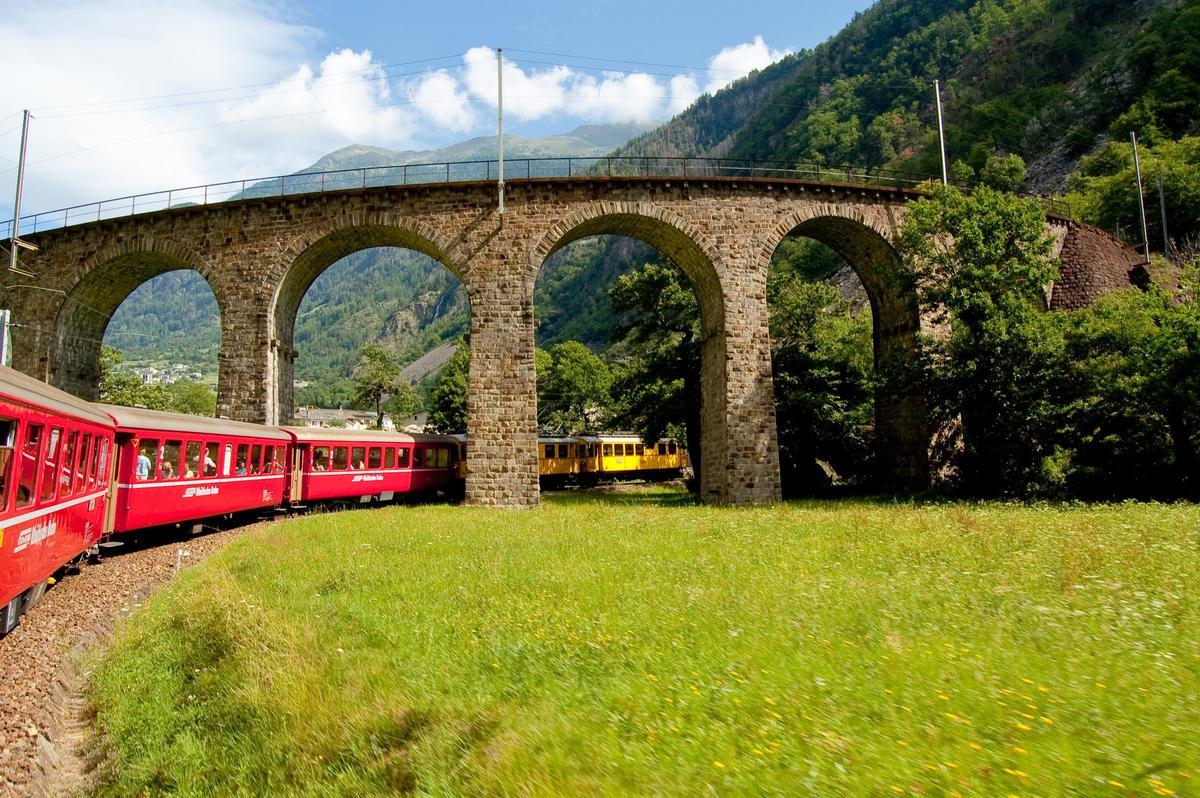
<box><xmin>0</xmin><ymin>524</ymin><xmax>254</xmax><ymax>795</ymax></box>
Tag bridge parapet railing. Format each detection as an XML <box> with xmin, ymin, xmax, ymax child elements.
<box><xmin>0</xmin><ymin>156</ymin><xmax>1069</xmax><ymax>240</ymax></box>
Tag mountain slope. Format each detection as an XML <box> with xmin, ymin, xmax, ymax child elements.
<box><xmin>618</xmin><ymin>0</ymin><xmax>1191</xmax><ymax>193</ymax></box>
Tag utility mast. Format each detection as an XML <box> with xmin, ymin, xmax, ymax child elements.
<box><xmin>497</xmin><ymin>48</ymin><xmax>505</xmax><ymax>215</ymax></box>
<box><xmin>1130</xmin><ymin>131</ymin><xmax>1151</xmax><ymax>263</ymax></box>
<box><xmin>934</xmin><ymin>80</ymin><xmax>948</xmax><ymax>186</ymax></box>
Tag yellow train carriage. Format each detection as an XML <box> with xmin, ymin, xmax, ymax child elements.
<box><xmin>538</xmin><ymin>436</ymin><xmax>594</xmax><ymax>487</ymax></box>
<box><xmin>579</xmin><ymin>434</ymin><xmax>685</xmax><ymax>483</ymax></box>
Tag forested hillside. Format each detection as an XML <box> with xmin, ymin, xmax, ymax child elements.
<box><xmin>619</xmin><ymin>0</ymin><xmax>1195</xmax><ymax>193</ymax></box>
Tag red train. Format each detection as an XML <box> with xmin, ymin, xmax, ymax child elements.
<box><xmin>0</xmin><ymin>365</ymin><xmax>459</xmax><ymax>634</ymax></box>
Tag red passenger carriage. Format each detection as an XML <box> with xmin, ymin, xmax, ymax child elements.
<box><xmin>282</xmin><ymin>427</ymin><xmax>459</xmax><ymax>504</ymax></box>
<box><xmin>101</xmin><ymin>405</ymin><xmax>291</xmax><ymax>534</ymax></box>
<box><xmin>1</xmin><ymin>366</ymin><xmax>116</xmax><ymax>633</ymax></box>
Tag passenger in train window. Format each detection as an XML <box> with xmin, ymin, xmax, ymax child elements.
<box><xmin>136</xmin><ymin>439</ymin><xmax>158</xmax><ymax>481</ymax></box>
<box><xmin>332</xmin><ymin>447</ymin><xmax>349</xmax><ymax>470</ymax></box>
<box><xmin>162</xmin><ymin>441</ymin><xmax>182</xmax><ymax>479</ymax></box>
<box><xmin>0</xmin><ymin>417</ymin><xmax>14</xmax><ymax>508</ymax></box>
<box><xmin>351</xmin><ymin>447</ymin><xmax>365</xmax><ymax>470</ymax></box>
<box><xmin>204</xmin><ymin>443</ymin><xmax>218</xmax><ymax>476</ymax></box>
<box><xmin>250</xmin><ymin>445</ymin><xmax>262</xmax><ymax>474</ymax></box>
<box><xmin>313</xmin><ymin>447</ymin><xmax>329</xmax><ymax>471</ymax></box>
<box><xmin>185</xmin><ymin>441</ymin><xmax>202</xmax><ymax>478</ymax></box>
<box><xmin>235</xmin><ymin>459</ymin><xmax>247</xmax><ymax>476</ymax></box>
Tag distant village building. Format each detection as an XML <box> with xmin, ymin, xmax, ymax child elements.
<box><xmin>293</xmin><ymin>406</ymin><xmax>395</xmax><ymax>430</ymax></box>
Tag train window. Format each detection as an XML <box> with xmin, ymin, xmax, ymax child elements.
<box><xmin>603</xmin><ymin>444</ymin><xmax>613</xmax><ymax>457</ymax></box>
<box><xmin>232</xmin><ymin>444</ymin><xmax>248</xmax><ymax>475</ymax></box>
<box><xmin>262</xmin><ymin>446</ymin><xmax>274</xmax><ymax>474</ymax></box>
<box><xmin>397</xmin><ymin>447</ymin><xmax>410</xmax><ymax>467</ymax></box>
<box><xmin>619</xmin><ymin>444</ymin><xmax>630</xmax><ymax>457</ymax></box>
<box><xmin>368</xmin><ymin>447</ymin><xmax>382</xmax><ymax>469</ymax></box>
<box><xmin>137</xmin><ymin>438</ymin><xmax>159</xmax><ymax>481</ymax></box>
<box><xmin>223</xmin><ymin>444</ymin><xmax>233</xmax><ymax>476</ymax></box>
<box><xmin>557</xmin><ymin>444</ymin><xmax>569</xmax><ymax>459</ymax></box>
<box><xmin>185</xmin><ymin>441</ymin><xmax>202</xmax><ymax>478</ymax></box>
<box><xmin>93</xmin><ymin>440</ymin><xmax>109</xmax><ymax>489</ymax></box>
<box><xmin>205</xmin><ymin>443</ymin><xmax>219</xmax><ymax>477</ymax></box>
<box><xmin>413</xmin><ymin>448</ymin><xmax>424</xmax><ymax>468</ymax></box>
<box><xmin>0</xmin><ymin>417</ymin><xmax>15</xmax><ymax>510</ymax></box>
<box><xmin>384</xmin><ymin>448</ymin><xmax>395</xmax><ymax>468</ymax></box>
<box><xmin>75</xmin><ymin>434</ymin><xmax>92</xmax><ymax>493</ymax></box>
<box><xmin>249</xmin><ymin>444</ymin><xmax>262</xmax><ymax>474</ymax></box>
<box><xmin>17</xmin><ymin>424</ymin><xmax>43</xmax><ymax>507</ymax></box>
<box><xmin>669</xmin><ymin>441</ymin><xmax>678</xmax><ymax>454</ymax></box>
<box><xmin>658</xmin><ymin>442</ymin><xmax>667</xmax><ymax>455</ymax></box>
<box><xmin>39</xmin><ymin>428</ymin><xmax>62</xmax><ymax>502</ymax></box>
<box><xmin>60</xmin><ymin>430</ymin><xmax>79</xmax><ymax>498</ymax></box>
<box><xmin>544</xmin><ymin>444</ymin><xmax>554</xmax><ymax>459</ymax></box>
<box><xmin>351</xmin><ymin>447</ymin><xmax>365</xmax><ymax>470</ymax></box>
<box><xmin>437</xmin><ymin>448</ymin><xmax>450</xmax><ymax>468</ymax></box>
<box><xmin>313</xmin><ymin>447</ymin><xmax>330</xmax><ymax>471</ymax></box>
<box><xmin>635</xmin><ymin>444</ymin><xmax>645</xmax><ymax>456</ymax></box>
<box><xmin>271</xmin><ymin>446</ymin><xmax>283</xmax><ymax>473</ymax></box>
<box><xmin>576</xmin><ymin>445</ymin><xmax>586</xmax><ymax>458</ymax></box>
<box><xmin>332</xmin><ymin>447</ymin><xmax>348</xmax><ymax>470</ymax></box>
<box><xmin>160</xmin><ymin>440</ymin><xmax>182</xmax><ymax>479</ymax></box>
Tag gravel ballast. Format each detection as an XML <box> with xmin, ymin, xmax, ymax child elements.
<box><xmin>0</xmin><ymin>524</ymin><xmax>255</xmax><ymax>795</ymax></box>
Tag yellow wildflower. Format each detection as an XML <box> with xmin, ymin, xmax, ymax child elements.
<box><xmin>713</xmin><ymin>760</ymin><xmax>725</xmax><ymax>769</ymax></box>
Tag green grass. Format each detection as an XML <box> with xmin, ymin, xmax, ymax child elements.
<box><xmin>88</xmin><ymin>490</ymin><xmax>1200</xmax><ymax>796</ymax></box>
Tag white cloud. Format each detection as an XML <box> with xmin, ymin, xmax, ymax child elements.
<box><xmin>0</xmin><ymin>12</ymin><xmax>791</xmax><ymax>219</ymax></box>
<box><xmin>705</xmin><ymin>36</ymin><xmax>792</xmax><ymax>94</ymax></box>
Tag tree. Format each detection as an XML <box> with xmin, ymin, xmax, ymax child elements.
<box><xmin>385</xmin><ymin>383</ymin><xmax>419</xmax><ymax>430</ymax></box>
<box><xmin>426</xmin><ymin>341</ymin><xmax>469</xmax><ymax>433</ymax></box>
<box><xmin>980</xmin><ymin>153</ymin><xmax>1026</xmax><ymax>192</ymax></box>
<box><xmin>768</xmin><ymin>254</ymin><xmax>874</xmax><ymax>494</ymax></box>
<box><xmin>898</xmin><ymin>185</ymin><xmax>1062</xmax><ymax>495</ymax></box>
<box><xmin>351</xmin><ymin>343</ymin><xmax>405</xmax><ymax>429</ymax></box>
<box><xmin>98</xmin><ymin>346</ymin><xmax>171</xmax><ymax>411</ymax></box>
<box><xmin>537</xmin><ymin>342</ymin><xmax>611</xmax><ymax>434</ymax></box>
<box><xmin>164</xmin><ymin>381</ymin><xmax>217</xmax><ymax>416</ymax></box>
<box><xmin>608</xmin><ymin>261</ymin><xmax>703</xmax><ymax>489</ymax></box>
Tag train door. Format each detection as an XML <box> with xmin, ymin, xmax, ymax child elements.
<box><xmin>290</xmin><ymin>444</ymin><xmax>306</xmax><ymax>502</ymax></box>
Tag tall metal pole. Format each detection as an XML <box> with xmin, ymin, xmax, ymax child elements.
<box><xmin>934</xmin><ymin>80</ymin><xmax>948</xmax><ymax>186</ymax></box>
<box><xmin>497</xmin><ymin>48</ymin><xmax>505</xmax><ymax>215</ymax></box>
<box><xmin>8</xmin><ymin>110</ymin><xmax>31</xmax><ymax>274</ymax></box>
<box><xmin>0</xmin><ymin>309</ymin><xmax>9</xmax><ymax>368</ymax></box>
<box><xmin>1131</xmin><ymin>131</ymin><xmax>1150</xmax><ymax>262</ymax></box>
<box><xmin>1157</xmin><ymin>176</ymin><xmax>1171</xmax><ymax>258</ymax></box>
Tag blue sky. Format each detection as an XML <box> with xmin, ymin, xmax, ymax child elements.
<box><xmin>0</xmin><ymin>0</ymin><xmax>874</xmax><ymax>218</ymax></box>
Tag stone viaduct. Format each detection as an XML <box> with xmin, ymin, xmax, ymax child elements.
<box><xmin>0</xmin><ymin>174</ymin><xmax>1142</xmax><ymax>507</ymax></box>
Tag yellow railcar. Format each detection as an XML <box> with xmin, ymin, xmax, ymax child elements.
<box><xmin>576</xmin><ymin>434</ymin><xmax>685</xmax><ymax>483</ymax></box>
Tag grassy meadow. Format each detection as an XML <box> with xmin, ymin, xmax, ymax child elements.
<box><xmin>88</xmin><ymin>489</ymin><xmax>1200</xmax><ymax>796</ymax></box>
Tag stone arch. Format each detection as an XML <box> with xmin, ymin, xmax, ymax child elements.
<box><xmin>759</xmin><ymin>204</ymin><xmax>929</xmax><ymax>488</ymax></box>
<box><xmin>50</xmin><ymin>241</ymin><xmax>223</xmax><ymax>401</ymax></box>
<box><xmin>268</xmin><ymin>217</ymin><xmax>467</xmax><ymax>424</ymax></box>
<box><xmin>529</xmin><ymin>202</ymin><xmax>733</xmax><ymax>501</ymax></box>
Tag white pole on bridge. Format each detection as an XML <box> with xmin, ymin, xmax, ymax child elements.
<box><xmin>497</xmin><ymin>48</ymin><xmax>505</xmax><ymax>215</ymax></box>
<box><xmin>1131</xmin><ymin>131</ymin><xmax>1150</xmax><ymax>263</ymax></box>
<box><xmin>934</xmin><ymin>80</ymin><xmax>948</xmax><ymax>186</ymax></box>
<box><xmin>8</xmin><ymin>110</ymin><xmax>32</xmax><ymax>274</ymax></box>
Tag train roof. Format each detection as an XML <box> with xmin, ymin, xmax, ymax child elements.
<box><xmin>279</xmin><ymin>426</ymin><xmax>458</xmax><ymax>445</ymax></box>
<box><xmin>0</xmin><ymin>365</ymin><xmax>116</xmax><ymax>428</ymax></box>
<box><xmin>577</xmin><ymin>434</ymin><xmax>674</xmax><ymax>444</ymax></box>
<box><xmin>97</xmin><ymin>404</ymin><xmax>291</xmax><ymax>440</ymax></box>
<box><xmin>538</xmin><ymin>436</ymin><xmax>580</xmax><ymax>445</ymax></box>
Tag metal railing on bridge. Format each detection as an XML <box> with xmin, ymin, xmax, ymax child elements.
<box><xmin>0</xmin><ymin>156</ymin><xmax>1070</xmax><ymax>240</ymax></box>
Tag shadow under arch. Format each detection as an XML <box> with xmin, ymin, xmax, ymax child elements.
<box><xmin>760</xmin><ymin>209</ymin><xmax>929</xmax><ymax>489</ymax></box>
<box><xmin>530</xmin><ymin>203</ymin><xmax>732</xmax><ymax>502</ymax></box>
<box><xmin>51</xmin><ymin>247</ymin><xmax>223</xmax><ymax>402</ymax></box>
<box><xmin>269</xmin><ymin>220</ymin><xmax>467</xmax><ymax>425</ymax></box>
